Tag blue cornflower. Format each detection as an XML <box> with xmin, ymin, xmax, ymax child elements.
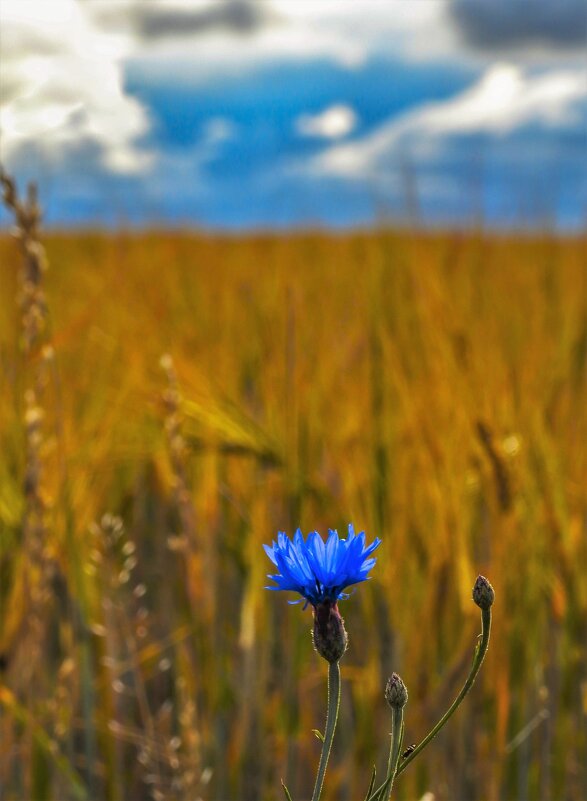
<box><xmin>264</xmin><ymin>524</ymin><xmax>381</xmax><ymax>608</ymax></box>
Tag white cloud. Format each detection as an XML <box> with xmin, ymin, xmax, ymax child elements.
<box><xmin>296</xmin><ymin>104</ymin><xmax>357</xmax><ymax>139</ymax></box>
<box><xmin>203</xmin><ymin>117</ymin><xmax>237</xmax><ymax>145</ymax></box>
<box><xmin>313</xmin><ymin>64</ymin><xmax>587</xmax><ymax>178</ymax></box>
<box><xmin>70</xmin><ymin>0</ymin><xmax>587</xmax><ymax>84</ymax></box>
<box><xmin>83</xmin><ymin>0</ymin><xmax>584</xmax><ymax>79</ymax></box>
<box><xmin>414</xmin><ymin>64</ymin><xmax>586</xmax><ymax>134</ymax></box>
<box><xmin>92</xmin><ymin>0</ymin><xmax>449</xmax><ymax>87</ymax></box>
<box><xmin>272</xmin><ymin>1</ymin><xmax>447</xmax><ymax>60</ymax></box>
<box><xmin>0</xmin><ymin>0</ymin><xmax>151</xmax><ymax>174</ymax></box>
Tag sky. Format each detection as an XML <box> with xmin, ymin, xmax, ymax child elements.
<box><xmin>1</xmin><ymin>0</ymin><xmax>586</xmax><ymax>230</ymax></box>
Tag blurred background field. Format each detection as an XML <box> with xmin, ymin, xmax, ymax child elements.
<box><xmin>0</xmin><ymin>225</ymin><xmax>585</xmax><ymax>800</ymax></box>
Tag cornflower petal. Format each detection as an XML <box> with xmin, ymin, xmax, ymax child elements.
<box><xmin>263</xmin><ymin>526</ymin><xmax>380</xmax><ymax>606</ymax></box>
<box><xmin>325</xmin><ymin>529</ymin><xmax>340</xmax><ymax>576</ymax></box>
<box><xmin>362</xmin><ymin>537</ymin><xmax>382</xmax><ymax>559</ymax></box>
<box><xmin>306</xmin><ymin>531</ymin><xmax>327</xmax><ymax>585</ymax></box>
<box><xmin>263</xmin><ymin>543</ymin><xmax>278</xmax><ymax>565</ymax></box>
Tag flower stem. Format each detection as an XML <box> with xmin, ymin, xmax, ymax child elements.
<box><xmin>311</xmin><ymin>660</ymin><xmax>341</xmax><ymax>801</ymax></box>
<box><xmin>395</xmin><ymin>606</ymin><xmax>492</xmax><ymax>778</ymax></box>
<box><xmin>384</xmin><ymin>708</ymin><xmax>404</xmax><ymax>800</ymax></box>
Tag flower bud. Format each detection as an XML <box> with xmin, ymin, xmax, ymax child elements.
<box><xmin>472</xmin><ymin>575</ymin><xmax>495</xmax><ymax>610</ymax></box>
<box><xmin>312</xmin><ymin>601</ymin><xmax>348</xmax><ymax>663</ymax></box>
<box><xmin>385</xmin><ymin>672</ymin><xmax>408</xmax><ymax>709</ymax></box>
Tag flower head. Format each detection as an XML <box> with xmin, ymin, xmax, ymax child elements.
<box><xmin>385</xmin><ymin>672</ymin><xmax>408</xmax><ymax>709</ymax></box>
<box><xmin>264</xmin><ymin>524</ymin><xmax>381</xmax><ymax>607</ymax></box>
<box><xmin>312</xmin><ymin>599</ymin><xmax>348</xmax><ymax>663</ymax></box>
<box><xmin>472</xmin><ymin>575</ymin><xmax>495</xmax><ymax>610</ymax></box>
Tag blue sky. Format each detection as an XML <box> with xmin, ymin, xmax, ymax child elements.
<box><xmin>1</xmin><ymin>1</ymin><xmax>586</xmax><ymax>230</ymax></box>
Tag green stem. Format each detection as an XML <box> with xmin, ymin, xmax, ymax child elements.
<box><xmin>396</xmin><ymin>607</ymin><xmax>491</xmax><ymax>777</ymax></box>
<box><xmin>365</xmin><ymin>715</ymin><xmax>404</xmax><ymax>801</ymax></box>
<box><xmin>311</xmin><ymin>661</ymin><xmax>341</xmax><ymax>801</ymax></box>
<box><xmin>384</xmin><ymin>709</ymin><xmax>404</xmax><ymax>800</ymax></box>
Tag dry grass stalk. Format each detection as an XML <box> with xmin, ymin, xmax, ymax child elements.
<box><xmin>0</xmin><ymin>170</ymin><xmax>55</xmax><ymax>689</ymax></box>
<box><xmin>160</xmin><ymin>354</ymin><xmax>197</xmax><ymax>553</ymax></box>
<box><xmin>160</xmin><ymin>354</ymin><xmax>213</xmax><ymax>625</ymax></box>
<box><xmin>91</xmin><ymin>513</ymin><xmax>204</xmax><ymax>801</ymax></box>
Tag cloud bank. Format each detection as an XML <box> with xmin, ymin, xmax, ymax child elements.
<box><xmin>450</xmin><ymin>0</ymin><xmax>587</xmax><ymax>50</ymax></box>
<box><xmin>0</xmin><ymin>0</ymin><xmax>150</xmax><ymax>174</ymax></box>
<box><xmin>1</xmin><ymin>1</ymin><xmax>585</xmax><ymax>229</ymax></box>
<box><xmin>315</xmin><ymin>64</ymin><xmax>587</xmax><ymax>178</ymax></box>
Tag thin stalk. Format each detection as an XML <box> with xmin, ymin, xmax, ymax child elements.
<box><xmin>0</xmin><ymin>687</ymin><xmax>88</xmax><ymax>800</ymax></box>
<box><xmin>311</xmin><ymin>661</ymin><xmax>341</xmax><ymax>801</ymax></box>
<box><xmin>384</xmin><ymin>710</ymin><xmax>404</xmax><ymax>799</ymax></box>
<box><xmin>365</xmin><ymin>717</ymin><xmax>404</xmax><ymax>801</ymax></box>
<box><xmin>396</xmin><ymin>607</ymin><xmax>491</xmax><ymax>777</ymax></box>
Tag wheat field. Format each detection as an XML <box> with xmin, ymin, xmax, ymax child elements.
<box><xmin>0</xmin><ymin>223</ymin><xmax>586</xmax><ymax>800</ymax></box>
